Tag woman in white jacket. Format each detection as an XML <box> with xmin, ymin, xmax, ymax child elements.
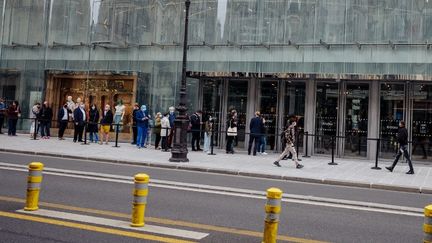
<box><xmin>160</xmin><ymin>112</ymin><xmax>171</xmax><ymax>151</ymax></box>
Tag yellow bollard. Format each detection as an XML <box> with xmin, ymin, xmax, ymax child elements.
<box><xmin>262</xmin><ymin>187</ymin><xmax>283</xmax><ymax>243</ymax></box>
<box><xmin>425</xmin><ymin>205</ymin><xmax>432</xmax><ymax>243</ymax></box>
<box><xmin>131</xmin><ymin>173</ymin><xmax>149</xmax><ymax>227</ymax></box>
<box><xmin>24</xmin><ymin>162</ymin><xmax>44</xmax><ymax>211</ymax></box>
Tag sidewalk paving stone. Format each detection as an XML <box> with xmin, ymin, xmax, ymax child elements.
<box><xmin>0</xmin><ymin>134</ymin><xmax>431</xmax><ymax>194</ymax></box>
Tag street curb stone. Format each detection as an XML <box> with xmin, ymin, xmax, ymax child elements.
<box><xmin>1</xmin><ymin>148</ymin><xmax>431</xmax><ymax>195</ymax></box>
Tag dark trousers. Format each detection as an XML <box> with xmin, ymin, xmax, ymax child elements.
<box><xmin>248</xmin><ymin>134</ymin><xmax>261</xmax><ymax>155</ymax></box>
<box><xmin>168</xmin><ymin>128</ymin><xmax>174</xmax><ymax>148</ymax></box>
<box><xmin>191</xmin><ymin>131</ymin><xmax>201</xmax><ymax>150</ymax></box>
<box><xmin>0</xmin><ymin>116</ymin><xmax>4</xmax><ymax>133</ymax></box>
<box><xmin>226</xmin><ymin>136</ymin><xmax>235</xmax><ymax>152</ymax></box>
<box><xmin>390</xmin><ymin>145</ymin><xmax>414</xmax><ymax>172</ymax></box>
<box><xmin>132</xmin><ymin>124</ymin><xmax>137</xmax><ymax>144</ymax></box>
<box><xmin>155</xmin><ymin>133</ymin><xmax>161</xmax><ymax>148</ymax></box>
<box><xmin>58</xmin><ymin>121</ymin><xmax>68</xmax><ymax>138</ymax></box>
<box><xmin>74</xmin><ymin>124</ymin><xmax>84</xmax><ymax>142</ymax></box>
<box><xmin>40</xmin><ymin>122</ymin><xmax>51</xmax><ymax>137</ymax></box>
<box><xmin>161</xmin><ymin>136</ymin><xmax>168</xmax><ymax>150</ymax></box>
<box><xmin>8</xmin><ymin>119</ymin><xmax>18</xmax><ymax>135</ymax></box>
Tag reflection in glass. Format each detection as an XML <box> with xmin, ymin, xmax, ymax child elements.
<box><xmin>284</xmin><ymin>81</ymin><xmax>305</xmax><ymax>152</ymax></box>
<box><xmin>344</xmin><ymin>84</ymin><xmax>369</xmax><ymax>157</ymax></box>
<box><xmin>259</xmin><ymin>81</ymin><xmax>278</xmax><ymax>151</ymax></box>
<box><xmin>315</xmin><ymin>82</ymin><xmax>338</xmax><ymax>154</ymax></box>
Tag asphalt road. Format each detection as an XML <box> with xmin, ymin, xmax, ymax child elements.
<box><xmin>0</xmin><ymin>152</ymin><xmax>429</xmax><ymax>242</ymax></box>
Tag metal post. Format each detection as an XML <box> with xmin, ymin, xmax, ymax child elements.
<box><xmin>371</xmin><ymin>138</ymin><xmax>382</xmax><ymax>170</ymax></box>
<box><xmin>425</xmin><ymin>205</ymin><xmax>432</xmax><ymax>243</ymax></box>
<box><xmin>303</xmin><ymin>132</ymin><xmax>310</xmax><ymax>158</ymax></box>
<box><xmin>358</xmin><ymin>133</ymin><xmax>361</xmax><ymax>156</ymax></box>
<box><xmin>130</xmin><ymin>173</ymin><xmax>149</xmax><ymax>227</ymax></box>
<box><xmin>262</xmin><ymin>187</ymin><xmax>282</xmax><ymax>243</ymax></box>
<box><xmin>113</xmin><ymin>123</ymin><xmax>120</xmax><ymax>148</ymax></box>
<box><xmin>32</xmin><ymin>118</ymin><xmax>39</xmax><ymax>140</ymax></box>
<box><xmin>170</xmin><ymin>0</ymin><xmax>191</xmax><ymax>162</ymax></box>
<box><xmin>24</xmin><ymin>162</ymin><xmax>44</xmax><ymax>211</ymax></box>
<box><xmin>328</xmin><ymin>135</ymin><xmax>338</xmax><ymax>165</ymax></box>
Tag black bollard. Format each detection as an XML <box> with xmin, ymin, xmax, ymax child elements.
<box><xmin>209</xmin><ymin>123</ymin><xmax>216</xmax><ymax>155</ymax></box>
<box><xmin>328</xmin><ymin>135</ymin><xmax>338</xmax><ymax>165</ymax></box>
<box><xmin>303</xmin><ymin>132</ymin><xmax>310</xmax><ymax>158</ymax></box>
<box><xmin>81</xmin><ymin>121</ymin><xmax>89</xmax><ymax>145</ymax></box>
<box><xmin>371</xmin><ymin>138</ymin><xmax>382</xmax><ymax>170</ymax></box>
<box><xmin>113</xmin><ymin>123</ymin><xmax>120</xmax><ymax>148</ymax></box>
<box><xmin>358</xmin><ymin>133</ymin><xmax>361</xmax><ymax>156</ymax></box>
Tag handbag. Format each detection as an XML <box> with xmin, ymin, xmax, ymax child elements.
<box><xmin>227</xmin><ymin>126</ymin><xmax>237</xmax><ymax>136</ymax></box>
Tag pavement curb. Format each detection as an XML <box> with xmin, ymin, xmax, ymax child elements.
<box><xmin>1</xmin><ymin>148</ymin><xmax>431</xmax><ymax>195</ymax></box>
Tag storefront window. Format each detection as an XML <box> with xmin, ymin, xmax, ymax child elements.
<box><xmin>380</xmin><ymin>83</ymin><xmax>405</xmax><ymax>158</ymax></box>
<box><xmin>284</xmin><ymin>81</ymin><xmax>306</xmax><ymax>152</ymax></box>
<box><xmin>259</xmin><ymin>81</ymin><xmax>278</xmax><ymax>151</ymax></box>
<box><xmin>411</xmin><ymin>84</ymin><xmax>432</xmax><ymax>162</ymax></box>
<box><xmin>227</xmin><ymin>80</ymin><xmax>248</xmax><ymax>147</ymax></box>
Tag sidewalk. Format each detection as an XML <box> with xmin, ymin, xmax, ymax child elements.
<box><xmin>1</xmin><ymin>134</ymin><xmax>431</xmax><ymax>194</ymax></box>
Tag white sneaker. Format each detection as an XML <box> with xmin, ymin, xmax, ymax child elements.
<box><xmin>261</xmin><ymin>152</ymin><xmax>268</xmax><ymax>155</ymax></box>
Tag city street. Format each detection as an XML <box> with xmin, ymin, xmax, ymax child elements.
<box><xmin>0</xmin><ymin>152</ymin><xmax>429</xmax><ymax>242</ymax></box>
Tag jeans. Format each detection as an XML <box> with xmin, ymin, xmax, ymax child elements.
<box><xmin>58</xmin><ymin>121</ymin><xmax>68</xmax><ymax>138</ymax></box>
<box><xmin>73</xmin><ymin>124</ymin><xmax>84</xmax><ymax>141</ymax></box>
<box><xmin>248</xmin><ymin>134</ymin><xmax>261</xmax><ymax>155</ymax></box>
<box><xmin>132</xmin><ymin>124</ymin><xmax>137</xmax><ymax>144</ymax></box>
<box><xmin>89</xmin><ymin>132</ymin><xmax>99</xmax><ymax>142</ymax></box>
<box><xmin>390</xmin><ymin>145</ymin><xmax>414</xmax><ymax>172</ymax></box>
<box><xmin>226</xmin><ymin>136</ymin><xmax>235</xmax><ymax>152</ymax></box>
<box><xmin>191</xmin><ymin>131</ymin><xmax>201</xmax><ymax>150</ymax></box>
<box><xmin>40</xmin><ymin>122</ymin><xmax>51</xmax><ymax>137</ymax></box>
<box><xmin>8</xmin><ymin>119</ymin><xmax>17</xmax><ymax>135</ymax></box>
<box><xmin>137</xmin><ymin>126</ymin><xmax>148</xmax><ymax>148</ymax></box>
<box><xmin>259</xmin><ymin>136</ymin><xmax>267</xmax><ymax>153</ymax></box>
<box><xmin>204</xmin><ymin>132</ymin><xmax>210</xmax><ymax>152</ymax></box>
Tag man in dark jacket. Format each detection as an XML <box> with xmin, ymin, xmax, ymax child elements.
<box><xmin>39</xmin><ymin>101</ymin><xmax>53</xmax><ymax>138</ymax></box>
<box><xmin>57</xmin><ymin>103</ymin><xmax>70</xmax><ymax>140</ymax></box>
<box><xmin>131</xmin><ymin>103</ymin><xmax>139</xmax><ymax>145</ymax></box>
<box><xmin>386</xmin><ymin>121</ymin><xmax>414</xmax><ymax>174</ymax></box>
<box><xmin>190</xmin><ymin>110</ymin><xmax>203</xmax><ymax>151</ymax></box>
<box><xmin>248</xmin><ymin>111</ymin><xmax>264</xmax><ymax>156</ymax></box>
<box><xmin>73</xmin><ymin>103</ymin><xmax>86</xmax><ymax>143</ymax></box>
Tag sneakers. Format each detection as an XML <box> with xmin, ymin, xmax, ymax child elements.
<box><xmin>296</xmin><ymin>164</ymin><xmax>304</xmax><ymax>169</ymax></box>
<box><xmin>385</xmin><ymin>166</ymin><xmax>393</xmax><ymax>172</ymax></box>
<box><xmin>261</xmin><ymin>152</ymin><xmax>268</xmax><ymax>155</ymax></box>
<box><xmin>406</xmin><ymin>170</ymin><xmax>414</xmax><ymax>175</ymax></box>
<box><xmin>273</xmin><ymin>161</ymin><xmax>281</xmax><ymax>167</ymax></box>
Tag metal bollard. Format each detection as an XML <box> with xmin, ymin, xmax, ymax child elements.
<box><xmin>328</xmin><ymin>135</ymin><xmax>338</xmax><ymax>165</ymax></box>
<box><xmin>262</xmin><ymin>187</ymin><xmax>283</xmax><ymax>243</ymax></box>
<box><xmin>131</xmin><ymin>173</ymin><xmax>149</xmax><ymax>227</ymax></box>
<box><xmin>24</xmin><ymin>162</ymin><xmax>44</xmax><ymax>211</ymax></box>
<box><xmin>425</xmin><ymin>205</ymin><xmax>432</xmax><ymax>243</ymax></box>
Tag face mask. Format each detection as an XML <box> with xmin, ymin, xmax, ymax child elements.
<box><xmin>141</xmin><ymin>105</ymin><xmax>146</xmax><ymax>111</ymax></box>
<box><xmin>80</xmin><ymin>105</ymin><xmax>85</xmax><ymax>109</ymax></box>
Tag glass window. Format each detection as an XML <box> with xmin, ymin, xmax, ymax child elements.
<box><xmin>411</xmin><ymin>84</ymin><xmax>432</xmax><ymax>162</ymax></box>
<box><xmin>283</xmin><ymin>81</ymin><xmax>305</xmax><ymax>152</ymax></box>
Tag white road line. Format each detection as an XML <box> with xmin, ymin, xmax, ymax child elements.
<box><xmin>16</xmin><ymin>209</ymin><xmax>208</xmax><ymax>240</ymax></box>
<box><xmin>0</xmin><ymin>162</ymin><xmax>424</xmax><ymax>217</ymax></box>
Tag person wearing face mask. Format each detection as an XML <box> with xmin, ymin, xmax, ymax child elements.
<box><xmin>167</xmin><ymin>106</ymin><xmax>176</xmax><ymax>148</ymax></box>
<box><xmin>88</xmin><ymin>104</ymin><xmax>100</xmax><ymax>143</ymax></box>
<box><xmin>57</xmin><ymin>103</ymin><xmax>71</xmax><ymax>140</ymax></box>
<box><xmin>99</xmin><ymin>104</ymin><xmax>113</xmax><ymax>145</ymax></box>
<box><xmin>136</xmin><ymin>105</ymin><xmax>150</xmax><ymax>149</ymax></box>
<box><xmin>73</xmin><ymin>103</ymin><xmax>86</xmax><ymax>143</ymax></box>
<box><xmin>273</xmin><ymin>116</ymin><xmax>304</xmax><ymax>169</ymax></box>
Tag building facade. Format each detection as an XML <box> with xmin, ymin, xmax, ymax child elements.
<box><xmin>0</xmin><ymin>0</ymin><xmax>431</xmax><ymax>162</ymax></box>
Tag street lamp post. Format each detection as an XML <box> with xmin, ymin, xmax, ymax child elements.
<box><xmin>170</xmin><ymin>0</ymin><xmax>191</xmax><ymax>162</ymax></box>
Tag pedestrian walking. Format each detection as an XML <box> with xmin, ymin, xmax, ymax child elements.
<box><xmin>136</xmin><ymin>105</ymin><xmax>150</xmax><ymax>149</ymax></box>
<box><xmin>273</xmin><ymin>119</ymin><xmax>304</xmax><ymax>169</ymax></box>
<box><xmin>57</xmin><ymin>103</ymin><xmax>70</xmax><ymax>140</ymax></box>
<box><xmin>161</xmin><ymin>112</ymin><xmax>171</xmax><ymax>151</ymax></box>
<box><xmin>29</xmin><ymin>102</ymin><xmax>41</xmax><ymax>137</ymax></box>
<box><xmin>153</xmin><ymin>112</ymin><xmax>162</xmax><ymax>149</ymax></box>
<box><xmin>73</xmin><ymin>103</ymin><xmax>86</xmax><ymax>142</ymax></box>
<box><xmin>88</xmin><ymin>104</ymin><xmax>100</xmax><ymax>143</ymax></box>
<box><xmin>248</xmin><ymin>111</ymin><xmax>263</xmax><ymax>156</ymax></box>
<box><xmin>386</xmin><ymin>121</ymin><xmax>415</xmax><ymax>174</ymax></box>
<box><xmin>0</xmin><ymin>98</ymin><xmax>6</xmax><ymax>134</ymax></box>
<box><xmin>226</xmin><ymin>110</ymin><xmax>237</xmax><ymax>154</ymax></box>
<box><xmin>131</xmin><ymin>103</ymin><xmax>139</xmax><ymax>145</ymax></box>
<box><xmin>99</xmin><ymin>104</ymin><xmax>113</xmax><ymax>145</ymax></box>
<box><xmin>39</xmin><ymin>101</ymin><xmax>53</xmax><ymax>139</ymax></box>
<box><xmin>190</xmin><ymin>110</ymin><xmax>203</xmax><ymax>151</ymax></box>
<box><xmin>7</xmin><ymin>100</ymin><xmax>21</xmax><ymax>136</ymax></box>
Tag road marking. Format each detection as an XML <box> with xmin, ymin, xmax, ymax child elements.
<box><xmin>16</xmin><ymin>209</ymin><xmax>208</xmax><ymax>240</ymax></box>
<box><xmin>0</xmin><ymin>196</ymin><xmax>327</xmax><ymax>243</ymax></box>
<box><xmin>0</xmin><ymin>211</ymin><xmax>195</xmax><ymax>243</ymax></box>
<box><xmin>0</xmin><ymin>163</ymin><xmax>424</xmax><ymax>217</ymax></box>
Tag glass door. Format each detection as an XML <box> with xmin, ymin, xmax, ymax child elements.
<box><xmin>410</xmin><ymin>83</ymin><xmax>432</xmax><ymax>162</ymax></box>
<box><xmin>379</xmin><ymin>83</ymin><xmax>406</xmax><ymax>158</ymax></box>
<box><xmin>344</xmin><ymin>83</ymin><xmax>369</xmax><ymax>157</ymax></box>
<box><xmin>201</xmin><ymin>79</ymin><xmax>223</xmax><ymax>146</ymax></box>
<box><xmin>283</xmin><ymin>81</ymin><xmax>306</xmax><ymax>153</ymax></box>
<box><xmin>227</xmin><ymin>80</ymin><xmax>249</xmax><ymax>148</ymax></box>
<box><xmin>259</xmin><ymin>80</ymin><xmax>278</xmax><ymax>151</ymax></box>
<box><xmin>315</xmin><ymin>82</ymin><xmax>339</xmax><ymax>155</ymax></box>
